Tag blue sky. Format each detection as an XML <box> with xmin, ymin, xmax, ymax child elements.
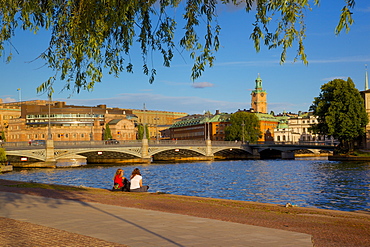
<box><xmin>1</xmin><ymin>1</ymin><xmax>370</xmax><ymax>115</ymax></box>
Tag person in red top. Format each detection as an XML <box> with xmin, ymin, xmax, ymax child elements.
<box><xmin>112</xmin><ymin>169</ymin><xmax>130</xmax><ymax>191</ymax></box>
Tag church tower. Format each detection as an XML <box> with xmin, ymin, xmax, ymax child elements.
<box><xmin>251</xmin><ymin>74</ymin><xmax>267</xmax><ymax>113</ymax></box>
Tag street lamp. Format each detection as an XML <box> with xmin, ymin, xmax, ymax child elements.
<box><xmin>241</xmin><ymin>121</ymin><xmax>245</xmax><ymax>143</ymax></box>
<box><xmin>143</xmin><ymin>103</ymin><xmax>147</xmax><ymax>140</ymax></box>
<box><xmin>204</xmin><ymin>112</ymin><xmax>211</xmax><ymax>141</ymax></box>
<box><xmin>154</xmin><ymin>115</ymin><xmax>160</xmax><ymax>142</ymax></box>
<box><xmin>47</xmin><ymin>95</ymin><xmax>52</xmax><ymax>140</ymax></box>
<box><xmin>90</xmin><ymin>107</ymin><xmax>94</xmax><ymax>141</ymax></box>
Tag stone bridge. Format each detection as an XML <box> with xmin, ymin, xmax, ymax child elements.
<box><xmin>3</xmin><ymin>140</ymin><xmax>335</xmax><ymax>168</ymax></box>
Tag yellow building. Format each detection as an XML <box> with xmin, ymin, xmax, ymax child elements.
<box><xmin>2</xmin><ymin>99</ymin><xmax>187</xmax><ymax>142</ymax></box>
<box><xmin>6</xmin><ymin>101</ymin><xmax>137</xmax><ymax>142</ymax></box>
<box><xmin>0</xmin><ymin>99</ymin><xmax>21</xmax><ymax>141</ymax></box>
<box><xmin>251</xmin><ymin>75</ymin><xmax>267</xmax><ymax>114</ymax></box>
<box><xmin>127</xmin><ymin>109</ymin><xmax>188</xmax><ymax>140</ymax></box>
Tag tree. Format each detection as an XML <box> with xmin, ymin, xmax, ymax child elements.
<box><xmin>137</xmin><ymin>124</ymin><xmax>149</xmax><ymax>140</ymax></box>
<box><xmin>0</xmin><ymin>148</ymin><xmax>7</xmax><ymax>165</ymax></box>
<box><xmin>0</xmin><ymin>131</ymin><xmax>5</xmax><ymax>142</ymax></box>
<box><xmin>104</xmin><ymin>123</ymin><xmax>112</xmax><ymax>140</ymax></box>
<box><xmin>309</xmin><ymin>78</ymin><xmax>368</xmax><ymax>153</ymax></box>
<box><xmin>225</xmin><ymin>111</ymin><xmax>261</xmax><ymax>142</ymax></box>
<box><xmin>0</xmin><ymin>1</ymin><xmax>355</xmax><ymax>94</ymax></box>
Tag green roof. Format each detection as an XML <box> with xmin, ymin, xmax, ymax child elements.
<box><xmin>254</xmin><ymin>113</ymin><xmax>279</xmax><ymax>122</ymax></box>
<box><xmin>170</xmin><ymin>114</ymin><xmax>230</xmax><ymax>128</ymax></box>
<box><xmin>108</xmin><ymin>119</ymin><xmax>123</xmax><ymax>125</ymax></box>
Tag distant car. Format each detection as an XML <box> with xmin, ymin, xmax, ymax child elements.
<box><xmin>105</xmin><ymin>139</ymin><xmax>120</xmax><ymax>145</ymax></box>
<box><xmin>31</xmin><ymin>140</ymin><xmax>46</xmax><ymax>146</ymax></box>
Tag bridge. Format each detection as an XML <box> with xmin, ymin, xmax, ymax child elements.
<box><xmin>2</xmin><ymin>140</ymin><xmax>335</xmax><ymax>168</ymax></box>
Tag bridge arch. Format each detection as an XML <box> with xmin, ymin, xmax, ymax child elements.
<box><xmin>213</xmin><ymin>147</ymin><xmax>253</xmax><ymax>160</ymax></box>
<box><xmin>151</xmin><ymin>148</ymin><xmax>206</xmax><ymax>161</ymax></box>
<box><xmin>55</xmin><ymin>147</ymin><xmax>143</xmax><ymax>160</ymax></box>
<box><xmin>149</xmin><ymin>147</ymin><xmax>206</xmax><ymax>157</ymax></box>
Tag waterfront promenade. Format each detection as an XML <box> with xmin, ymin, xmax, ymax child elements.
<box><xmin>0</xmin><ymin>179</ymin><xmax>369</xmax><ymax>246</ymax></box>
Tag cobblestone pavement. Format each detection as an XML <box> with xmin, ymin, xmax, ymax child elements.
<box><xmin>0</xmin><ymin>217</ymin><xmax>127</xmax><ymax>247</ymax></box>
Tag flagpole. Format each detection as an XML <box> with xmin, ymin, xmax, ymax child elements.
<box><xmin>17</xmin><ymin>88</ymin><xmax>21</xmax><ymax>105</ymax></box>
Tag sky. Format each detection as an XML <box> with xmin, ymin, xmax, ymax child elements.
<box><xmin>1</xmin><ymin>1</ymin><xmax>370</xmax><ymax>115</ymax></box>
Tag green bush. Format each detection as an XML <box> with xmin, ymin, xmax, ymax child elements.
<box><xmin>0</xmin><ymin>148</ymin><xmax>7</xmax><ymax>165</ymax></box>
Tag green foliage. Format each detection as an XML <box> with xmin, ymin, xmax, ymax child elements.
<box><xmin>137</xmin><ymin>124</ymin><xmax>149</xmax><ymax>140</ymax></box>
<box><xmin>351</xmin><ymin>150</ymin><xmax>370</xmax><ymax>157</ymax></box>
<box><xmin>0</xmin><ymin>131</ymin><xmax>5</xmax><ymax>142</ymax></box>
<box><xmin>0</xmin><ymin>1</ymin><xmax>355</xmax><ymax>94</ymax></box>
<box><xmin>0</xmin><ymin>148</ymin><xmax>7</xmax><ymax>165</ymax></box>
<box><xmin>225</xmin><ymin>112</ymin><xmax>261</xmax><ymax>142</ymax></box>
<box><xmin>104</xmin><ymin>123</ymin><xmax>112</xmax><ymax>140</ymax></box>
<box><xmin>310</xmin><ymin>78</ymin><xmax>368</xmax><ymax>152</ymax></box>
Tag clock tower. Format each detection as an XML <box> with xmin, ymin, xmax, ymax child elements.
<box><xmin>251</xmin><ymin>74</ymin><xmax>267</xmax><ymax>113</ymax></box>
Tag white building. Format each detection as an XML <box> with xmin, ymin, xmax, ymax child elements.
<box><xmin>274</xmin><ymin>113</ymin><xmax>334</xmax><ymax>144</ymax></box>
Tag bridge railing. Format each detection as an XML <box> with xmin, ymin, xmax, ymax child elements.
<box><xmin>149</xmin><ymin>140</ymin><xmax>210</xmax><ymax>146</ymax></box>
<box><xmin>1</xmin><ymin>142</ymin><xmax>29</xmax><ymax>148</ymax></box>
<box><xmin>1</xmin><ymin>141</ymin><xmax>44</xmax><ymax>149</ymax></box>
<box><xmin>1</xmin><ymin>139</ymin><xmax>338</xmax><ymax>150</ymax></box>
<box><xmin>54</xmin><ymin>140</ymin><xmax>143</xmax><ymax>148</ymax></box>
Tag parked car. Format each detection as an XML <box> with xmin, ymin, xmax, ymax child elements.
<box><xmin>31</xmin><ymin>140</ymin><xmax>46</xmax><ymax>146</ymax></box>
<box><xmin>105</xmin><ymin>139</ymin><xmax>120</xmax><ymax>145</ymax></box>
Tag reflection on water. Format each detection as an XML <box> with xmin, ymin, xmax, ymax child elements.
<box><xmin>1</xmin><ymin>160</ymin><xmax>369</xmax><ymax>212</ymax></box>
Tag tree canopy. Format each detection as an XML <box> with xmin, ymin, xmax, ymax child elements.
<box><xmin>0</xmin><ymin>148</ymin><xmax>7</xmax><ymax>165</ymax></box>
<box><xmin>137</xmin><ymin>124</ymin><xmax>149</xmax><ymax>140</ymax></box>
<box><xmin>225</xmin><ymin>111</ymin><xmax>261</xmax><ymax>142</ymax></box>
<box><xmin>0</xmin><ymin>0</ymin><xmax>355</xmax><ymax>94</ymax></box>
<box><xmin>104</xmin><ymin>123</ymin><xmax>112</xmax><ymax>140</ymax></box>
<box><xmin>309</xmin><ymin>78</ymin><xmax>368</xmax><ymax>152</ymax></box>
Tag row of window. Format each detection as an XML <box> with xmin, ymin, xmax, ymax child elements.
<box><xmin>290</xmin><ymin>119</ymin><xmax>317</xmax><ymax>124</ymax></box>
<box><xmin>25</xmin><ymin>133</ymin><xmax>87</xmax><ymax>139</ymax></box>
<box><xmin>173</xmin><ymin>126</ymin><xmax>204</xmax><ymax>131</ymax></box>
<box><xmin>1</xmin><ymin>115</ymin><xmax>16</xmax><ymax>120</ymax></box>
<box><xmin>172</xmin><ymin>131</ymin><xmax>204</xmax><ymax>138</ymax></box>
<box><xmin>26</xmin><ymin>123</ymin><xmax>94</xmax><ymax>128</ymax></box>
<box><xmin>26</xmin><ymin>113</ymin><xmax>104</xmax><ymax>119</ymax></box>
<box><xmin>276</xmin><ymin>135</ymin><xmax>324</xmax><ymax>142</ymax></box>
<box><xmin>27</xmin><ymin>119</ymin><xmax>95</xmax><ymax>123</ymax></box>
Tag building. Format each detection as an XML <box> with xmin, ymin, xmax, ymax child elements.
<box><xmin>126</xmin><ymin>109</ymin><xmax>188</xmax><ymax>140</ymax></box>
<box><xmin>251</xmin><ymin>74</ymin><xmax>267</xmax><ymax>113</ymax></box>
<box><xmin>169</xmin><ymin>111</ymin><xmax>230</xmax><ymax>141</ymax></box>
<box><xmin>274</xmin><ymin>112</ymin><xmax>332</xmax><ymax>144</ymax></box>
<box><xmin>3</xmin><ymin>100</ymin><xmax>186</xmax><ymax>142</ymax></box>
<box><xmin>5</xmin><ymin>101</ymin><xmax>136</xmax><ymax>142</ymax></box>
<box><xmin>0</xmin><ymin>99</ymin><xmax>21</xmax><ymax>141</ymax></box>
<box><xmin>168</xmin><ymin>75</ymin><xmax>280</xmax><ymax>141</ymax></box>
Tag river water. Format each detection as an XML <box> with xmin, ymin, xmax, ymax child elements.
<box><xmin>1</xmin><ymin>159</ymin><xmax>369</xmax><ymax>212</ymax></box>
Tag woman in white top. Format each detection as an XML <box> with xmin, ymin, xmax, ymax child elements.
<box><xmin>130</xmin><ymin>168</ymin><xmax>149</xmax><ymax>192</ymax></box>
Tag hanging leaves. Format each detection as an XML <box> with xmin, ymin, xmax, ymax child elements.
<box><xmin>0</xmin><ymin>0</ymin><xmax>355</xmax><ymax>94</ymax></box>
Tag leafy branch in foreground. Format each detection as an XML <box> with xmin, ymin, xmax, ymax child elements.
<box><xmin>0</xmin><ymin>0</ymin><xmax>355</xmax><ymax>94</ymax></box>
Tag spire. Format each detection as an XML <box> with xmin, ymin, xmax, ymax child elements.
<box><xmin>255</xmin><ymin>74</ymin><xmax>262</xmax><ymax>89</ymax></box>
<box><xmin>366</xmin><ymin>64</ymin><xmax>369</xmax><ymax>91</ymax></box>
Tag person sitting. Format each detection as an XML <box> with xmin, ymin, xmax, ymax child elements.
<box><xmin>112</xmin><ymin>169</ymin><xmax>130</xmax><ymax>192</ymax></box>
<box><xmin>129</xmin><ymin>168</ymin><xmax>149</xmax><ymax>192</ymax></box>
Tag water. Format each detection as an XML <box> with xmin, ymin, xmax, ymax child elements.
<box><xmin>1</xmin><ymin>159</ymin><xmax>369</xmax><ymax>212</ymax></box>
